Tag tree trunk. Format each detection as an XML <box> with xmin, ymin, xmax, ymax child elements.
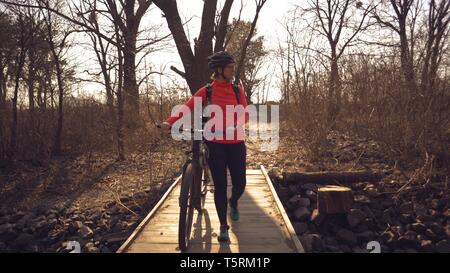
<box><xmin>27</xmin><ymin>45</ymin><xmax>36</xmax><ymax>114</ymax></box>
<box><xmin>122</xmin><ymin>34</ymin><xmax>139</xmax><ymax>124</ymax></box>
<box><xmin>116</xmin><ymin>25</ymin><xmax>125</xmax><ymax>161</ymax></box>
<box><xmin>317</xmin><ymin>185</ymin><xmax>353</xmax><ymax>214</ymax></box>
<box><xmin>282</xmin><ymin>170</ymin><xmax>387</xmax><ymax>185</ymax></box>
<box><xmin>0</xmin><ymin>60</ymin><xmax>5</xmax><ymax>160</ymax></box>
<box><xmin>327</xmin><ymin>49</ymin><xmax>341</xmax><ymax>128</ymax></box>
<box><xmin>10</xmin><ymin>49</ymin><xmax>27</xmax><ymax>158</ymax></box>
<box><xmin>51</xmin><ymin>46</ymin><xmax>64</xmax><ymax>156</ymax></box>
<box><xmin>154</xmin><ymin>0</ymin><xmax>233</xmax><ymax>94</ymax></box>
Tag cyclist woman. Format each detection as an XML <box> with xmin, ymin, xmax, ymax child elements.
<box><xmin>159</xmin><ymin>51</ymin><xmax>249</xmax><ymax>242</ymax></box>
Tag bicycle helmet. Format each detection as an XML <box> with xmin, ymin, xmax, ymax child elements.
<box><xmin>207</xmin><ymin>51</ymin><xmax>235</xmax><ymax>70</ymax></box>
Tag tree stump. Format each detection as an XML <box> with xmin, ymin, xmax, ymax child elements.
<box><xmin>317</xmin><ymin>185</ymin><xmax>353</xmax><ymax>214</ymax></box>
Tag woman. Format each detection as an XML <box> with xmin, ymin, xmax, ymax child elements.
<box><xmin>159</xmin><ymin>51</ymin><xmax>249</xmax><ymax>242</ymax></box>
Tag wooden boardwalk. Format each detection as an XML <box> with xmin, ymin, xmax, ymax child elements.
<box><xmin>117</xmin><ymin>165</ymin><xmax>304</xmax><ymax>253</ymax></box>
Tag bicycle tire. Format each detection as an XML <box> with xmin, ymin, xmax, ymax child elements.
<box><xmin>178</xmin><ymin>162</ymin><xmax>196</xmax><ymax>252</ymax></box>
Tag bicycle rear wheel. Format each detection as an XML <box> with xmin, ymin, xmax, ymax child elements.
<box><xmin>199</xmin><ymin>167</ymin><xmax>210</xmax><ymax>211</ymax></box>
<box><xmin>178</xmin><ymin>162</ymin><xmax>196</xmax><ymax>252</ymax></box>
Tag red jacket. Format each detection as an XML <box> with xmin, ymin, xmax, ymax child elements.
<box><xmin>164</xmin><ymin>80</ymin><xmax>249</xmax><ymax>144</ymax></box>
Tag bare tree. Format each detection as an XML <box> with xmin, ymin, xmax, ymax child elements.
<box><xmin>304</xmin><ymin>0</ymin><xmax>374</xmax><ymax>127</ymax></box>
<box><xmin>420</xmin><ymin>0</ymin><xmax>450</xmax><ymax>92</ymax></box>
<box><xmin>9</xmin><ymin>8</ymin><xmax>31</xmax><ymax>159</ymax></box>
<box><xmin>234</xmin><ymin>0</ymin><xmax>267</xmax><ymax>91</ymax></box>
<box><xmin>371</xmin><ymin>0</ymin><xmax>419</xmax><ymax>91</ymax></box>
<box><xmin>38</xmin><ymin>0</ymin><xmax>73</xmax><ymax>155</ymax></box>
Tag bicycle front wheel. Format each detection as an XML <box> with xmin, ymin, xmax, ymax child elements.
<box><xmin>178</xmin><ymin>162</ymin><xmax>196</xmax><ymax>252</ymax></box>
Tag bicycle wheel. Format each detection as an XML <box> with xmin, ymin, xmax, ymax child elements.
<box><xmin>178</xmin><ymin>162</ymin><xmax>196</xmax><ymax>252</ymax></box>
<box><xmin>199</xmin><ymin>167</ymin><xmax>210</xmax><ymax>211</ymax></box>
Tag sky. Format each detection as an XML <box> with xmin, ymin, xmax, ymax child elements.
<box><xmin>73</xmin><ymin>0</ymin><xmax>303</xmax><ymax>102</ymax></box>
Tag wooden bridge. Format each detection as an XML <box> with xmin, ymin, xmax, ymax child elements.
<box><xmin>117</xmin><ymin>165</ymin><xmax>304</xmax><ymax>253</ymax></box>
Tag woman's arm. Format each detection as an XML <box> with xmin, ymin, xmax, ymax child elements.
<box><xmin>237</xmin><ymin>84</ymin><xmax>249</xmax><ymax>125</ymax></box>
<box><xmin>164</xmin><ymin>86</ymin><xmax>207</xmax><ymax>126</ymax></box>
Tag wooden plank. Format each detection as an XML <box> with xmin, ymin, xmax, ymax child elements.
<box><xmin>260</xmin><ymin>165</ymin><xmax>305</xmax><ymax>253</ymax></box>
<box><xmin>119</xmin><ymin>167</ymin><xmax>302</xmax><ymax>253</ymax></box>
<box><xmin>127</xmin><ymin>242</ymin><xmax>295</xmax><ymax>253</ymax></box>
<box><xmin>116</xmin><ymin>174</ymin><xmax>182</xmax><ymax>253</ymax></box>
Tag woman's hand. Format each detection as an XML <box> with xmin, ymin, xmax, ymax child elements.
<box><xmin>157</xmin><ymin>122</ymin><xmax>172</xmax><ymax>135</ymax></box>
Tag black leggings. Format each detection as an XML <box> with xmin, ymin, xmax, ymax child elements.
<box><xmin>205</xmin><ymin>140</ymin><xmax>247</xmax><ymax>226</ymax></box>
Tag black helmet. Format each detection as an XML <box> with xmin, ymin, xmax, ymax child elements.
<box><xmin>207</xmin><ymin>51</ymin><xmax>235</xmax><ymax>70</ymax></box>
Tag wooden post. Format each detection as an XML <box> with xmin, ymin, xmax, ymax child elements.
<box><xmin>317</xmin><ymin>185</ymin><xmax>353</xmax><ymax>214</ymax></box>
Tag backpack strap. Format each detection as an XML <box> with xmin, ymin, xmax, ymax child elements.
<box><xmin>202</xmin><ymin>83</ymin><xmax>212</xmax><ymax>125</ymax></box>
<box><xmin>232</xmin><ymin>83</ymin><xmax>240</xmax><ymax>105</ymax></box>
<box><xmin>205</xmin><ymin>83</ymin><xmax>212</xmax><ymax>106</ymax></box>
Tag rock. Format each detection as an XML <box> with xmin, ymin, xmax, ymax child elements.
<box><xmin>424</xmin><ymin>229</ymin><xmax>437</xmax><ymax>240</ymax></box>
<box><xmin>0</xmin><ymin>216</ymin><xmax>9</xmax><ymax>225</ymax></box>
<box><xmin>0</xmin><ymin>223</ymin><xmax>13</xmax><ymax>234</ymax></box>
<box><xmin>33</xmin><ymin>219</ymin><xmax>57</xmax><ymax>237</ymax></box>
<box><xmin>15</xmin><ymin>213</ymin><xmax>34</xmax><ymax>230</ymax></box>
<box><xmin>352</xmin><ymin>246</ymin><xmax>368</xmax><ymax>253</ymax></box>
<box><xmin>299</xmin><ymin>234</ymin><xmax>323</xmax><ymax>252</ymax></box>
<box><xmin>414</xmin><ymin>204</ymin><xmax>428</xmax><ymax>217</ymax></box>
<box><xmin>410</xmin><ymin>222</ymin><xmax>427</xmax><ymax>233</ymax></box>
<box><xmin>293</xmin><ymin>222</ymin><xmax>308</xmax><ymax>235</ymax></box>
<box><xmin>364</xmin><ymin>186</ymin><xmax>378</xmax><ymax>197</ymax></box>
<box><xmin>429</xmin><ymin>223</ymin><xmax>445</xmax><ymax>236</ymax></box>
<box><xmin>48</xmin><ymin>229</ymin><xmax>64</xmax><ymax>244</ymax></box>
<box><xmin>417</xmin><ymin>214</ymin><xmax>433</xmax><ymax>222</ymax></box>
<box><xmin>399</xmin><ymin>202</ymin><xmax>414</xmax><ymax>214</ymax></box>
<box><xmin>380</xmin><ymin>199</ymin><xmax>394</xmax><ymax>208</ymax></box>
<box><xmin>431</xmin><ymin>198</ymin><xmax>447</xmax><ymax>211</ymax></box>
<box><xmin>105</xmin><ymin>201</ymin><xmax>117</xmax><ymax>209</ymax></box>
<box><xmin>436</xmin><ymin>240</ymin><xmax>450</xmax><ymax>253</ymax></box>
<box><xmin>397</xmin><ymin>231</ymin><xmax>418</xmax><ymax>248</ymax></box>
<box><xmin>10</xmin><ymin>211</ymin><xmax>26</xmax><ymax>222</ymax></box>
<box><xmin>310</xmin><ymin>234</ymin><xmax>324</xmax><ymax>252</ymax></box>
<box><xmin>356</xmin><ymin>231</ymin><xmax>374</xmax><ymax>242</ymax></box>
<box><xmin>83</xmin><ymin>242</ymin><xmax>100</xmax><ymax>253</ymax></box>
<box><xmin>326</xmin><ymin>245</ymin><xmax>342</xmax><ymax>253</ymax></box>
<box><xmin>305</xmin><ymin>190</ymin><xmax>317</xmax><ymax>201</ymax></box>
<box><xmin>336</xmin><ymin>229</ymin><xmax>357</xmax><ymax>245</ymax></box>
<box><xmin>381</xmin><ymin>209</ymin><xmax>392</xmax><ymax>224</ymax></box>
<box><xmin>268</xmin><ymin>168</ymin><xmax>283</xmax><ymax>184</ymax></box>
<box><xmin>79</xmin><ymin>225</ymin><xmax>94</xmax><ymax>239</ymax></box>
<box><xmin>347</xmin><ymin>209</ymin><xmax>367</xmax><ymax>228</ymax></box>
<box><xmin>354</xmin><ymin>195</ymin><xmax>371</xmax><ymax>204</ymax></box>
<box><xmin>293</xmin><ymin>207</ymin><xmax>310</xmax><ymax>221</ymax></box>
<box><xmin>353</xmin><ymin>223</ymin><xmax>370</xmax><ymax>233</ymax></box>
<box><xmin>12</xmin><ymin>233</ymin><xmax>34</xmax><ymax>249</ymax></box>
<box><xmin>288</xmin><ymin>195</ymin><xmax>302</xmax><ymax>208</ymax></box>
<box><xmin>297</xmin><ymin>198</ymin><xmax>311</xmax><ymax>207</ymax></box>
<box><xmin>339</xmin><ymin>244</ymin><xmax>352</xmax><ymax>252</ymax></box>
<box><xmin>398</xmin><ymin>214</ymin><xmax>414</xmax><ymax>225</ymax></box>
<box><xmin>301</xmin><ymin>183</ymin><xmax>318</xmax><ymax>192</ymax></box>
<box><xmin>403</xmin><ymin>248</ymin><xmax>419</xmax><ymax>253</ymax></box>
<box><xmin>0</xmin><ymin>223</ymin><xmax>17</xmax><ymax>242</ymax></box>
<box><xmin>100</xmin><ymin>246</ymin><xmax>112</xmax><ymax>253</ymax></box>
<box><xmin>421</xmin><ymin>240</ymin><xmax>435</xmax><ymax>253</ymax></box>
<box><xmin>379</xmin><ymin>231</ymin><xmax>396</xmax><ymax>244</ymax></box>
<box><xmin>277</xmin><ymin>186</ymin><xmax>290</xmax><ymax>200</ymax></box>
<box><xmin>311</xmin><ymin>209</ymin><xmax>325</xmax><ymax>226</ymax></box>
<box><xmin>288</xmin><ymin>184</ymin><xmax>300</xmax><ymax>194</ymax></box>
<box><xmin>324</xmin><ymin>237</ymin><xmax>338</xmax><ymax>246</ymax></box>
<box><xmin>361</xmin><ymin>206</ymin><xmax>375</xmax><ymax>219</ymax></box>
<box><xmin>119</xmin><ymin>196</ymin><xmax>131</xmax><ymax>203</ymax></box>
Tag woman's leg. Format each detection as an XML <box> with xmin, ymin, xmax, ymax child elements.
<box><xmin>226</xmin><ymin>141</ymin><xmax>247</xmax><ymax>209</ymax></box>
<box><xmin>205</xmin><ymin>141</ymin><xmax>228</xmax><ymax>226</ymax></box>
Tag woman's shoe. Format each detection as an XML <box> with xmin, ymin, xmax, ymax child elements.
<box><xmin>217</xmin><ymin>225</ymin><xmax>230</xmax><ymax>242</ymax></box>
<box><xmin>229</xmin><ymin>198</ymin><xmax>240</xmax><ymax>221</ymax></box>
